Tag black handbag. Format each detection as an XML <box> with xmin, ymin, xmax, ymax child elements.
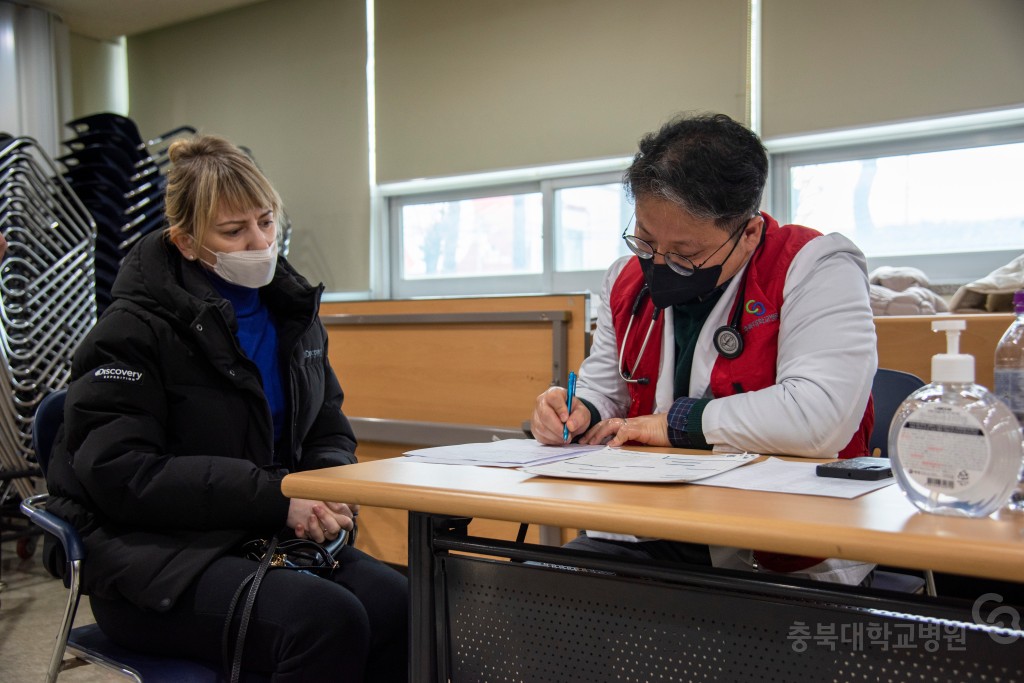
<box><xmin>223</xmin><ymin>530</ymin><xmax>348</xmax><ymax>682</ymax></box>
<box><xmin>239</xmin><ymin>535</ymin><xmax>343</xmax><ymax>573</ymax></box>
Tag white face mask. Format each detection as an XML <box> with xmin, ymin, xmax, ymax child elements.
<box><xmin>201</xmin><ymin>241</ymin><xmax>278</xmax><ymax>288</ymax></box>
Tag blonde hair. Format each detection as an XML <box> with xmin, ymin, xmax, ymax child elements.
<box><xmin>164</xmin><ymin>135</ymin><xmax>281</xmax><ymax>249</ymax></box>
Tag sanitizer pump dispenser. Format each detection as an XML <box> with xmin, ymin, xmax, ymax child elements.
<box><xmin>888</xmin><ymin>320</ymin><xmax>1024</xmax><ymax>517</ymax></box>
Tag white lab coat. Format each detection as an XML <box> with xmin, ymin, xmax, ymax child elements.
<box><xmin>577</xmin><ymin>232</ymin><xmax>878</xmax><ymax>584</ymax></box>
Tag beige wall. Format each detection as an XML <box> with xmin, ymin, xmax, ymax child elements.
<box><xmin>125</xmin><ymin>0</ymin><xmax>369</xmax><ymax>293</ymax></box>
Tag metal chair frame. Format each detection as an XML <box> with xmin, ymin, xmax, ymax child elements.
<box><xmin>21</xmin><ymin>389</ymin><xmax>226</xmax><ymax>682</ymax></box>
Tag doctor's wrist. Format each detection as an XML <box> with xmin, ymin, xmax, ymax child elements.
<box><xmin>576</xmin><ymin>396</ymin><xmax>601</xmax><ymax>434</ymax></box>
<box><xmin>667</xmin><ymin>397</ymin><xmax>710</xmax><ymax>449</ymax></box>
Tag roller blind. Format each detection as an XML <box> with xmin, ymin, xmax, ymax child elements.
<box><xmin>762</xmin><ymin>0</ymin><xmax>1024</xmax><ymax>138</ymax></box>
<box><xmin>375</xmin><ymin>0</ymin><xmax>749</xmax><ymax>183</ymax></box>
<box><xmin>127</xmin><ymin>0</ymin><xmax>369</xmax><ymax>293</ymax></box>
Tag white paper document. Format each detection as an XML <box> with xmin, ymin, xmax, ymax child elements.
<box><xmin>692</xmin><ymin>457</ymin><xmax>896</xmax><ymax>498</ymax></box>
<box><xmin>520</xmin><ymin>448</ymin><xmax>759</xmax><ymax>483</ymax></box>
<box><xmin>403</xmin><ymin>439</ymin><xmax>600</xmax><ymax>467</ymax></box>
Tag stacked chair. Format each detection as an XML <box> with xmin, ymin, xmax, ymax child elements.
<box><xmin>60</xmin><ymin>114</ymin><xmax>196</xmax><ymax>315</ymax></box>
<box><xmin>0</xmin><ymin>134</ymin><xmax>96</xmax><ymax>500</ymax></box>
<box><xmin>0</xmin><ymin>134</ymin><xmax>97</xmax><ymax>584</ymax></box>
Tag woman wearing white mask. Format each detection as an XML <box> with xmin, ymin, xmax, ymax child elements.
<box><xmin>45</xmin><ymin>135</ymin><xmax>408</xmax><ymax>681</ymax></box>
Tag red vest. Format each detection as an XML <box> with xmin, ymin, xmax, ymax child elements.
<box><xmin>610</xmin><ymin>215</ymin><xmax>873</xmax><ymax>459</ymax></box>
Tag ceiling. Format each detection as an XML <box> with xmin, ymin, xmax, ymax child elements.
<box><xmin>29</xmin><ymin>0</ymin><xmax>269</xmax><ymax>41</ymax></box>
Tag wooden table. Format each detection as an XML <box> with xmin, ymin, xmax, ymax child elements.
<box><xmin>283</xmin><ymin>454</ymin><xmax>1024</xmax><ymax>682</ymax></box>
<box><xmin>283</xmin><ymin>455</ymin><xmax>1024</xmax><ymax>582</ymax></box>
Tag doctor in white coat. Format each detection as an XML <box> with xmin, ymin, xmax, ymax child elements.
<box><xmin>530</xmin><ymin>112</ymin><xmax>877</xmax><ymax>584</ymax></box>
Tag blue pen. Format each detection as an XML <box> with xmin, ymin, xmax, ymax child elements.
<box><xmin>563</xmin><ymin>371</ymin><xmax>577</xmax><ymax>443</ymax></box>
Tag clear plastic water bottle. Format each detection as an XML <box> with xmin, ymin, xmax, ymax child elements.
<box><xmin>994</xmin><ymin>291</ymin><xmax>1024</xmax><ymax>512</ymax></box>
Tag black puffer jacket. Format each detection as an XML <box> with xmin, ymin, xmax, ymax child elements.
<box><xmin>46</xmin><ymin>231</ymin><xmax>357</xmax><ymax>611</ymax></box>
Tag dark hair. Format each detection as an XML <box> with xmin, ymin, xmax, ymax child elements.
<box><xmin>624</xmin><ymin>112</ymin><xmax>768</xmax><ymax>229</ymax></box>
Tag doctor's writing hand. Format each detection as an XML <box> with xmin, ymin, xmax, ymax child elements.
<box><xmin>531</xmin><ymin>386</ymin><xmax>591</xmax><ymax>445</ymax></box>
<box><xmin>580</xmin><ymin>413</ymin><xmax>670</xmax><ymax>448</ymax></box>
<box><xmin>287</xmin><ymin>498</ymin><xmax>356</xmax><ymax>544</ymax></box>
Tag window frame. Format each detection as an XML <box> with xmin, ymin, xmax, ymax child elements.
<box><xmin>387</xmin><ymin>180</ymin><xmax>545</xmax><ymax>298</ymax></box>
<box><xmin>546</xmin><ymin>171</ymin><xmax>633</xmax><ymax>295</ymax></box>
<box><xmin>381</xmin><ymin>166</ymin><xmax>629</xmax><ymax>299</ymax></box>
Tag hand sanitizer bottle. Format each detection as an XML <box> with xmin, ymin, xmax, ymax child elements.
<box><xmin>889</xmin><ymin>320</ymin><xmax>1024</xmax><ymax>517</ymax></box>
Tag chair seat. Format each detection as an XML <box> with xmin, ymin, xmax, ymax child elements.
<box><xmin>68</xmin><ymin>623</ymin><xmax>222</xmax><ymax>682</ymax></box>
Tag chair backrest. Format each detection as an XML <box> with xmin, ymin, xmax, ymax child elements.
<box><xmin>869</xmin><ymin>368</ymin><xmax>925</xmax><ymax>457</ymax></box>
<box><xmin>26</xmin><ymin>386</ymin><xmax>232</xmax><ymax>682</ymax></box>
<box><xmin>32</xmin><ymin>389</ymin><xmax>67</xmax><ymax>476</ymax></box>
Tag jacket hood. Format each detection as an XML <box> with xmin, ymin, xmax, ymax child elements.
<box><xmin>111</xmin><ymin>231</ymin><xmax>209</xmax><ymax>325</ymax></box>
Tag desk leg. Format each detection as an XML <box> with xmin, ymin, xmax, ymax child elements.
<box><xmin>408</xmin><ymin>511</ymin><xmax>437</xmax><ymax>683</ymax></box>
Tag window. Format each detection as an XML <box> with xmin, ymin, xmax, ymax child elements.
<box><xmin>554</xmin><ymin>182</ymin><xmax>629</xmax><ymax>273</ymax></box>
<box><xmin>789</xmin><ymin>144</ymin><xmax>1024</xmax><ymax>258</ymax></box>
<box><xmin>769</xmin><ymin>114</ymin><xmax>1024</xmax><ymax>285</ymax></box>
<box><xmin>380</xmin><ymin>110</ymin><xmax>1024</xmax><ymax>299</ymax></box>
<box><xmin>400</xmin><ymin>192</ymin><xmax>543</xmax><ymax>280</ymax></box>
<box><xmin>384</xmin><ymin>169</ymin><xmax>631</xmax><ymax>298</ymax></box>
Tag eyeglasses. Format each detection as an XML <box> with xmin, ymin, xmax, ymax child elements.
<box><xmin>621</xmin><ymin>217</ymin><xmax>748</xmax><ymax>277</ymax></box>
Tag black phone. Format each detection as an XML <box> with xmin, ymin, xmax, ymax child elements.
<box><xmin>815</xmin><ymin>457</ymin><xmax>893</xmax><ymax>481</ymax></box>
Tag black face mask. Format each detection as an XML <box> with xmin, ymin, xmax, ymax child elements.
<box><xmin>639</xmin><ymin>258</ymin><xmax>724</xmax><ymax>308</ymax></box>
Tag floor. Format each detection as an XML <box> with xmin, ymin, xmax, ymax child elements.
<box><xmin>0</xmin><ymin>536</ymin><xmax>118</xmax><ymax>682</ymax></box>
<box><xmin>0</xmin><ymin>531</ymin><xmax>411</xmax><ymax>682</ymax></box>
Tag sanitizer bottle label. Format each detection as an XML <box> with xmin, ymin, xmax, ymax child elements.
<box><xmin>895</xmin><ymin>403</ymin><xmax>990</xmax><ymax>493</ymax></box>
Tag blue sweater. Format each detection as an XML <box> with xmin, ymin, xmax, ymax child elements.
<box><xmin>207</xmin><ymin>273</ymin><xmax>285</xmax><ymax>443</ymax></box>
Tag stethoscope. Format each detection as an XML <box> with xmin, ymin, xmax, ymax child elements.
<box><xmin>617</xmin><ymin>225</ymin><xmax>764</xmax><ymax>384</ymax></box>
<box><xmin>617</xmin><ymin>285</ymin><xmax>662</xmax><ymax>385</ymax></box>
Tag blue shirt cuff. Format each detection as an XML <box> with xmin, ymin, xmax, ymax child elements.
<box><xmin>667</xmin><ymin>398</ymin><xmax>711</xmax><ymax>449</ymax></box>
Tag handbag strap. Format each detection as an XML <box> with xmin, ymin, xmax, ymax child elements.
<box><xmin>221</xmin><ymin>530</ymin><xmax>348</xmax><ymax>680</ymax></box>
<box><xmin>223</xmin><ymin>534</ymin><xmax>279</xmax><ymax>683</ymax></box>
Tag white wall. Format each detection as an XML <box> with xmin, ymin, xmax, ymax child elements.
<box><xmin>68</xmin><ymin>33</ymin><xmax>127</xmax><ymax>120</ymax></box>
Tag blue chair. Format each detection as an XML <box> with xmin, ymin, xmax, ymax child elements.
<box><xmin>865</xmin><ymin>369</ymin><xmax>936</xmax><ymax>596</ymax></box>
<box><xmin>869</xmin><ymin>368</ymin><xmax>925</xmax><ymax>458</ymax></box>
<box><xmin>21</xmin><ymin>389</ymin><xmax>227</xmax><ymax>682</ymax></box>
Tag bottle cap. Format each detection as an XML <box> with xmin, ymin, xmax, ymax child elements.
<box><xmin>931</xmin><ymin>319</ymin><xmax>974</xmax><ymax>383</ymax></box>
<box><xmin>1014</xmin><ymin>290</ymin><xmax>1024</xmax><ymax>315</ymax></box>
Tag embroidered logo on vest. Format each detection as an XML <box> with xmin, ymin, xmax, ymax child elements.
<box><xmin>745</xmin><ymin>299</ymin><xmax>765</xmax><ymax>316</ymax></box>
